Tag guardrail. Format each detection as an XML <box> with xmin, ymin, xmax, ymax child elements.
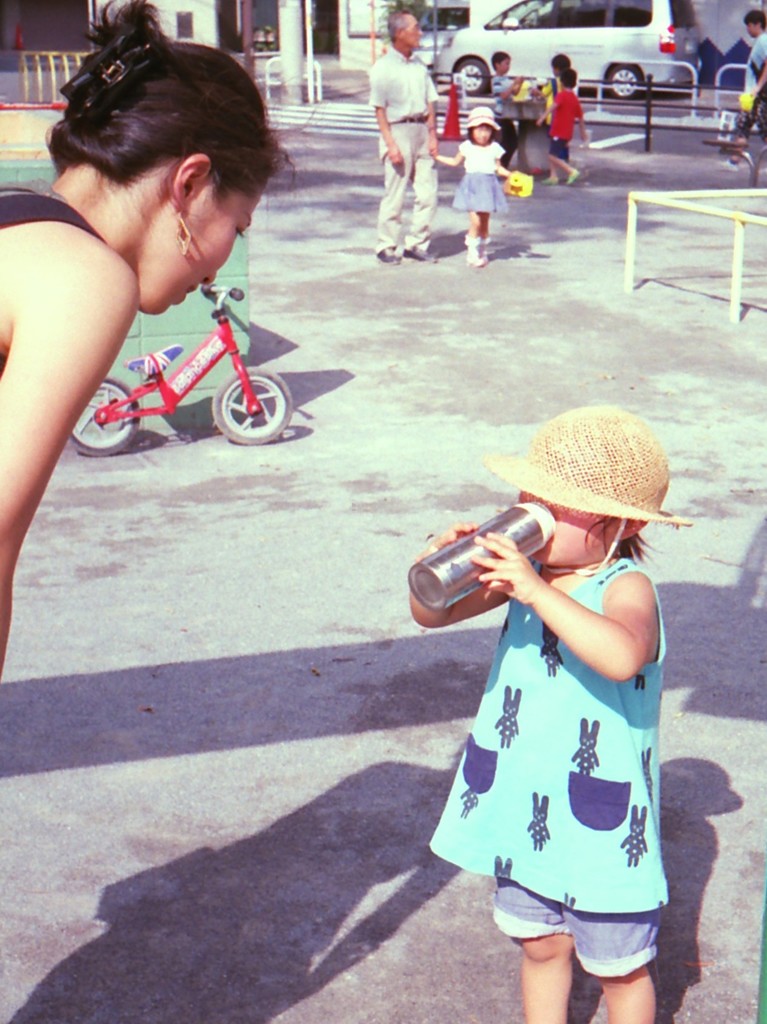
<box><xmin>18</xmin><ymin>51</ymin><xmax>87</xmax><ymax>104</ymax></box>
<box><xmin>713</xmin><ymin>63</ymin><xmax>750</xmax><ymax>113</ymax></box>
<box><xmin>585</xmin><ymin>60</ymin><xmax>699</xmax><ymax>112</ymax></box>
<box><xmin>625</xmin><ymin>188</ymin><xmax>767</xmax><ymax>324</ymax></box>
<box><xmin>433</xmin><ymin>59</ymin><xmax>698</xmax><ymax>103</ymax></box>
<box><xmin>264</xmin><ymin>55</ymin><xmax>323</xmax><ymax>103</ymax></box>
<box><xmin>435</xmin><ymin>69</ymin><xmax>760</xmax><ymax>167</ymax></box>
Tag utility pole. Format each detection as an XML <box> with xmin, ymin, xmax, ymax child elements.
<box><xmin>240</xmin><ymin>0</ymin><xmax>254</xmax><ymax>80</ymax></box>
<box><xmin>278</xmin><ymin>0</ymin><xmax>304</xmax><ymax>103</ymax></box>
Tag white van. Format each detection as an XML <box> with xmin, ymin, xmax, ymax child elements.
<box><xmin>434</xmin><ymin>0</ymin><xmax>700</xmax><ymax>97</ymax></box>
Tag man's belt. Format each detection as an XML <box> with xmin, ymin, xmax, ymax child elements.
<box><xmin>392</xmin><ymin>114</ymin><xmax>428</xmax><ymax>124</ymax></box>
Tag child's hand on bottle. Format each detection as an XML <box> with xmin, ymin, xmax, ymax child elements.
<box><xmin>472</xmin><ymin>531</ymin><xmax>546</xmax><ymax>605</ymax></box>
<box><xmin>414</xmin><ymin>522</ymin><xmax>479</xmax><ymax>563</ymax></box>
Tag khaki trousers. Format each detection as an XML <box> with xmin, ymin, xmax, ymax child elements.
<box><xmin>376</xmin><ymin>123</ymin><xmax>438</xmax><ymax>254</ymax></box>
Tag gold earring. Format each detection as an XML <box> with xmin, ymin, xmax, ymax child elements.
<box><xmin>176</xmin><ymin>214</ymin><xmax>192</xmax><ymax>256</ymax></box>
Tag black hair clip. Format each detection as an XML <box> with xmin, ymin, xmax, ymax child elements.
<box><xmin>61</xmin><ymin>29</ymin><xmax>160</xmax><ymax>122</ymax></box>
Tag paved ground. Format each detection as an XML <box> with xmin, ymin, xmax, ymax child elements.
<box><xmin>1</xmin><ymin>63</ymin><xmax>766</xmax><ymax>1023</ymax></box>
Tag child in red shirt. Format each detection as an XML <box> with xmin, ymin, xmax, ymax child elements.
<box><xmin>537</xmin><ymin>67</ymin><xmax>589</xmax><ymax>185</ymax></box>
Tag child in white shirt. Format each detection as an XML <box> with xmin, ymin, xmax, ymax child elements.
<box><xmin>437</xmin><ymin>106</ymin><xmax>510</xmax><ymax>268</ymax></box>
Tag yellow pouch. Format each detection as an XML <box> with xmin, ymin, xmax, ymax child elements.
<box><xmin>504</xmin><ymin>171</ymin><xmax>534</xmax><ymax>198</ymax></box>
<box><xmin>740</xmin><ymin>92</ymin><xmax>755</xmax><ymax>113</ymax></box>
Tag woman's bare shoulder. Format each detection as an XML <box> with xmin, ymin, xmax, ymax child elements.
<box><xmin>0</xmin><ymin>219</ymin><xmax>138</xmax><ymax>315</ymax></box>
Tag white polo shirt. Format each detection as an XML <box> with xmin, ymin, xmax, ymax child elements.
<box><xmin>369</xmin><ymin>48</ymin><xmax>438</xmax><ymax>123</ymax></box>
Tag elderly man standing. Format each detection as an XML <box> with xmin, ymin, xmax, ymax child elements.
<box><xmin>369</xmin><ymin>9</ymin><xmax>439</xmax><ymax>264</ymax></box>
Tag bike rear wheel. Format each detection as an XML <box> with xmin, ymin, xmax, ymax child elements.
<box><xmin>71</xmin><ymin>377</ymin><xmax>139</xmax><ymax>456</ymax></box>
<box><xmin>213</xmin><ymin>369</ymin><xmax>293</xmax><ymax>445</ymax></box>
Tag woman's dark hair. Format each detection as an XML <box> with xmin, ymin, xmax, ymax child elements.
<box><xmin>595</xmin><ymin>518</ymin><xmax>649</xmax><ymax>563</ymax></box>
<box><xmin>49</xmin><ymin>0</ymin><xmax>286</xmax><ymax>196</ymax></box>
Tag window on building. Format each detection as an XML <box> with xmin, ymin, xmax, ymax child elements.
<box><xmin>176</xmin><ymin>12</ymin><xmax>194</xmax><ymax>38</ymax></box>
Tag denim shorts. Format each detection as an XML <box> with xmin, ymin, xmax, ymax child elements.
<box><xmin>549</xmin><ymin>136</ymin><xmax>570</xmax><ymax>161</ymax></box>
<box><xmin>493</xmin><ymin>878</ymin><xmax>660</xmax><ymax>978</ymax></box>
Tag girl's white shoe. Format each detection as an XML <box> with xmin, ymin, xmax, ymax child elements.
<box><xmin>467</xmin><ymin>250</ymin><xmax>488</xmax><ymax>268</ymax></box>
<box><xmin>466</xmin><ymin>236</ymin><xmax>488</xmax><ymax>268</ymax></box>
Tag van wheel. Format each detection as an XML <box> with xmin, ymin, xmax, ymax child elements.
<box><xmin>454</xmin><ymin>56</ymin><xmax>490</xmax><ymax>96</ymax></box>
<box><xmin>607</xmin><ymin>64</ymin><xmax>644</xmax><ymax>100</ymax></box>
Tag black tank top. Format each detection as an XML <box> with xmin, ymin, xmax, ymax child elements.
<box><xmin>0</xmin><ymin>187</ymin><xmax>101</xmax><ymax>238</ymax></box>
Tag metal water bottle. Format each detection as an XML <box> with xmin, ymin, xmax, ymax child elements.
<box><xmin>408</xmin><ymin>502</ymin><xmax>555</xmax><ymax>613</ymax></box>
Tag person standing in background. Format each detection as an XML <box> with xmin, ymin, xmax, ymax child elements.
<box><xmin>369</xmin><ymin>10</ymin><xmax>439</xmax><ymax>265</ymax></box>
<box><xmin>731</xmin><ymin>10</ymin><xmax>767</xmax><ymax>167</ymax></box>
<box><xmin>491</xmin><ymin>52</ymin><xmax>526</xmax><ymax>170</ymax></box>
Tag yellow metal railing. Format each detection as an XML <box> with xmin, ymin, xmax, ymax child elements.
<box><xmin>624</xmin><ymin>188</ymin><xmax>767</xmax><ymax>324</ymax></box>
<box><xmin>18</xmin><ymin>52</ymin><xmax>89</xmax><ymax>104</ymax></box>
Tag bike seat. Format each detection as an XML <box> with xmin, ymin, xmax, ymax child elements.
<box><xmin>125</xmin><ymin>344</ymin><xmax>184</xmax><ymax>376</ymax></box>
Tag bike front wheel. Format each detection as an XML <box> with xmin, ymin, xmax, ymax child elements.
<box><xmin>213</xmin><ymin>369</ymin><xmax>293</xmax><ymax>446</ymax></box>
<box><xmin>71</xmin><ymin>377</ymin><xmax>139</xmax><ymax>456</ymax></box>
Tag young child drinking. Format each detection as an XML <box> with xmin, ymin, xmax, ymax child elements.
<box><xmin>410</xmin><ymin>405</ymin><xmax>691</xmax><ymax>1024</ymax></box>
<box><xmin>436</xmin><ymin>105</ymin><xmax>510</xmax><ymax>268</ymax></box>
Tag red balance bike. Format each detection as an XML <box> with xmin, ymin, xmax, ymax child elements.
<box><xmin>71</xmin><ymin>284</ymin><xmax>293</xmax><ymax>456</ymax></box>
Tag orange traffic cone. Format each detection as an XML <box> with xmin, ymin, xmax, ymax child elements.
<box><xmin>14</xmin><ymin>22</ymin><xmax>23</xmax><ymax>50</ymax></box>
<box><xmin>441</xmin><ymin>80</ymin><xmax>462</xmax><ymax>141</ymax></box>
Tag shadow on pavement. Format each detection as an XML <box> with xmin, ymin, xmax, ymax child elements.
<box><xmin>2</xmin><ymin>521</ymin><xmax>763</xmax><ymax>1020</ymax></box>
<box><xmin>2</xmin><ymin>538</ymin><xmax>764</xmax><ymax>782</ymax></box>
<box><xmin>9</xmin><ymin>762</ymin><xmax>459</xmax><ymax>1024</ymax></box>
<box><xmin>661</xmin><ymin>516</ymin><xmax>767</xmax><ymax>721</ymax></box>
<box><xmin>655</xmin><ymin>757</ymin><xmax>743</xmax><ymax>1024</ymax></box>
<box><xmin>0</xmin><ymin>629</ymin><xmax>494</xmax><ymax>779</ymax></box>
<box><xmin>568</xmin><ymin>757</ymin><xmax>744</xmax><ymax>1023</ymax></box>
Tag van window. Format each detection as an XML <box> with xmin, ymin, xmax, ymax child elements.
<box><xmin>419</xmin><ymin>7</ymin><xmax>470</xmax><ymax>32</ymax></box>
<box><xmin>612</xmin><ymin>1</ymin><xmax>651</xmax><ymax>29</ymax></box>
<box><xmin>556</xmin><ymin>0</ymin><xmax>608</xmax><ymax>28</ymax></box>
<box><xmin>670</xmin><ymin>0</ymin><xmax>696</xmax><ymax>29</ymax></box>
<box><xmin>487</xmin><ymin>0</ymin><xmax>555</xmax><ymax>30</ymax></box>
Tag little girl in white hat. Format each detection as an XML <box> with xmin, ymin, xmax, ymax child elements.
<box><xmin>410</xmin><ymin>405</ymin><xmax>691</xmax><ymax>1024</ymax></box>
<box><xmin>436</xmin><ymin>105</ymin><xmax>510</xmax><ymax>267</ymax></box>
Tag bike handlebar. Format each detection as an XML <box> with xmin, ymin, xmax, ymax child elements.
<box><xmin>200</xmin><ymin>283</ymin><xmax>245</xmax><ymax>316</ymax></box>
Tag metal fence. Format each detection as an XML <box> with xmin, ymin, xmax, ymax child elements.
<box><xmin>18</xmin><ymin>52</ymin><xmax>88</xmax><ymax>104</ymax></box>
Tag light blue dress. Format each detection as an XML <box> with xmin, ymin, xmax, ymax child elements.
<box><xmin>430</xmin><ymin>559</ymin><xmax>668</xmax><ymax>914</ymax></box>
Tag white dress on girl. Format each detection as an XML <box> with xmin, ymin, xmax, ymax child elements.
<box><xmin>453</xmin><ymin>140</ymin><xmax>508</xmax><ymax>213</ymax></box>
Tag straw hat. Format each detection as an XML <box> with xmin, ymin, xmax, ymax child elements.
<box><xmin>484</xmin><ymin>406</ymin><xmax>692</xmax><ymax>526</ymax></box>
<box><xmin>466</xmin><ymin>105</ymin><xmax>500</xmax><ymax>131</ymax></box>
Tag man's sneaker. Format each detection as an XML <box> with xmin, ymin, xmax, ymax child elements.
<box><xmin>403</xmin><ymin>248</ymin><xmax>438</xmax><ymax>263</ymax></box>
<box><xmin>566</xmin><ymin>169</ymin><xmax>581</xmax><ymax>185</ymax></box>
<box><xmin>376</xmin><ymin>248</ymin><xmax>401</xmax><ymax>264</ymax></box>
